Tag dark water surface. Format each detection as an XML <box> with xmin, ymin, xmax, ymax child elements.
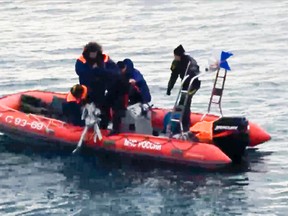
<box><xmin>0</xmin><ymin>1</ymin><xmax>287</xmax><ymax>215</ymax></box>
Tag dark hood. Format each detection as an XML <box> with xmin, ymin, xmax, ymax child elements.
<box><xmin>123</xmin><ymin>58</ymin><xmax>134</xmax><ymax>74</ymax></box>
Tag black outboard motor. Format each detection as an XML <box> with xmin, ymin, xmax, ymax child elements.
<box><xmin>212</xmin><ymin>117</ymin><xmax>249</xmax><ymax>163</ymax></box>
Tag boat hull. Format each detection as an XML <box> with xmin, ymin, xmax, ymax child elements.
<box><xmin>0</xmin><ymin>90</ymin><xmax>232</xmax><ymax>169</ymax></box>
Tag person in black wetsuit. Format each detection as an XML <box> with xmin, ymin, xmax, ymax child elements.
<box><xmin>166</xmin><ymin>44</ymin><xmax>201</xmax><ymax>132</ymax></box>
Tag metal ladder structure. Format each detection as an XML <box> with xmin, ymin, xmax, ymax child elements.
<box><xmin>207</xmin><ymin>68</ymin><xmax>228</xmax><ymax>116</ymax></box>
<box><xmin>167</xmin><ymin>68</ymin><xmax>204</xmax><ymax>138</ymax></box>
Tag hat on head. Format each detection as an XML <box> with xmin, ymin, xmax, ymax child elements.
<box><xmin>84</xmin><ymin>42</ymin><xmax>102</xmax><ymax>52</ymax></box>
<box><xmin>117</xmin><ymin>61</ymin><xmax>125</xmax><ymax>69</ymax></box>
<box><xmin>174</xmin><ymin>44</ymin><xmax>185</xmax><ymax>56</ymax></box>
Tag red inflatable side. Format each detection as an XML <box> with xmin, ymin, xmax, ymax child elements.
<box><xmin>0</xmin><ymin>91</ymin><xmax>232</xmax><ymax>168</ymax></box>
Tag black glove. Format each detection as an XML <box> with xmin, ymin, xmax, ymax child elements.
<box><xmin>166</xmin><ymin>89</ymin><xmax>171</xmax><ymax>96</ymax></box>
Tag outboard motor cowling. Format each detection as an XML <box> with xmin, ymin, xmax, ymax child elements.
<box><xmin>213</xmin><ymin>117</ymin><xmax>249</xmax><ymax>163</ymax></box>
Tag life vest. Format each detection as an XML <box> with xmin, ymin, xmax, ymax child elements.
<box><xmin>66</xmin><ymin>85</ymin><xmax>88</xmax><ymax>104</ymax></box>
<box><xmin>103</xmin><ymin>53</ymin><xmax>109</xmax><ymax>63</ymax></box>
<box><xmin>78</xmin><ymin>55</ymin><xmax>86</xmax><ymax>64</ymax></box>
<box><xmin>77</xmin><ymin>53</ymin><xmax>109</xmax><ymax>64</ymax></box>
<box><xmin>189</xmin><ymin>121</ymin><xmax>213</xmax><ymax>143</ymax></box>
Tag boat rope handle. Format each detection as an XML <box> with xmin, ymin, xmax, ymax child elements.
<box><xmin>28</xmin><ymin>113</ymin><xmax>65</xmax><ymax>129</ymax></box>
<box><xmin>27</xmin><ymin>113</ymin><xmax>56</xmax><ymax>133</ymax></box>
<box><xmin>0</xmin><ymin>104</ymin><xmax>19</xmax><ymax>113</ymax></box>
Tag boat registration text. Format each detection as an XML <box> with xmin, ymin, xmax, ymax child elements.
<box><xmin>124</xmin><ymin>139</ymin><xmax>162</xmax><ymax>151</ymax></box>
<box><xmin>0</xmin><ymin>113</ymin><xmax>44</xmax><ymax>131</ymax></box>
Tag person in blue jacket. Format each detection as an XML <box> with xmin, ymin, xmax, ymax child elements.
<box><xmin>75</xmin><ymin>42</ymin><xmax>119</xmax><ymax>129</ymax></box>
<box><xmin>117</xmin><ymin>59</ymin><xmax>151</xmax><ymax>105</ymax></box>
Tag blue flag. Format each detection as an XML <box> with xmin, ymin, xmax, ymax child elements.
<box><xmin>220</xmin><ymin>51</ymin><xmax>233</xmax><ymax>71</ymax></box>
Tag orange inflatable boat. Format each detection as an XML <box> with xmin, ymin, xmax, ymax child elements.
<box><xmin>0</xmin><ymin>91</ymin><xmax>231</xmax><ymax>168</ymax></box>
<box><xmin>0</xmin><ymin>90</ymin><xmax>270</xmax><ymax>168</ymax></box>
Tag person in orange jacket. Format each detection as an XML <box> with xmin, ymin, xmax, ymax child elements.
<box><xmin>75</xmin><ymin>42</ymin><xmax>119</xmax><ymax>129</ymax></box>
<box><xmin>62</xmin><ymin>84</ymin><xmax>88</xmax><ymax>126</ymax></box>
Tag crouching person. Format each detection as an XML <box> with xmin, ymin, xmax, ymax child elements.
<box><xmin>62</xmin><ymin>84</ymin><xmax>88</xmax><ymax>126</ymax></box>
